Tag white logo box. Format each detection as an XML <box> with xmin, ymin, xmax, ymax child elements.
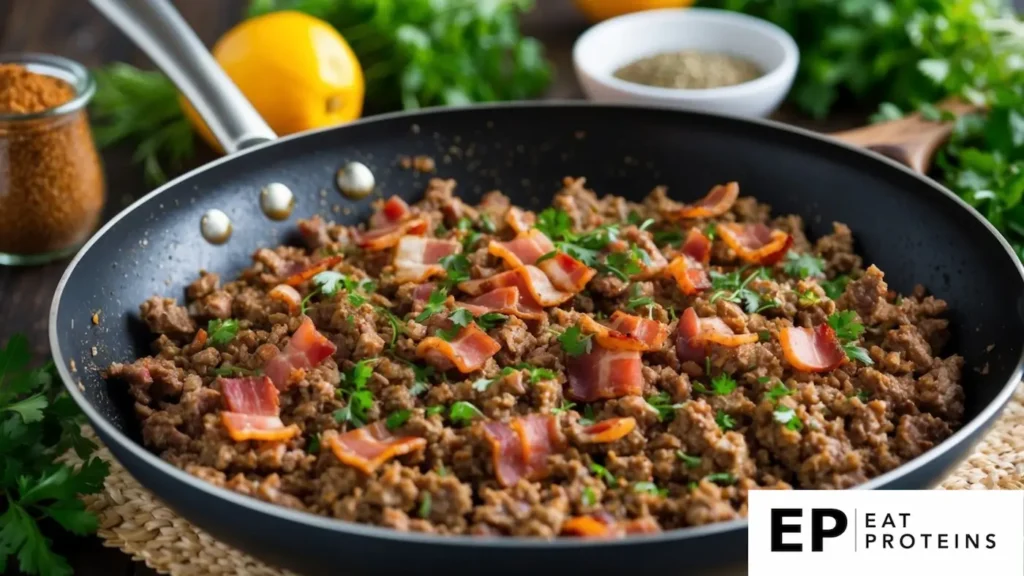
<box><xmin>749</xmin><ymin>490</ymin><xmax>1023</xmax><ymax>575</ymax></box>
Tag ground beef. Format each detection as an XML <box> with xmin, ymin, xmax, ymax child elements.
<box><xmin>106</xmin><ymin>177</ymin><xmax>964</xmax><ymax>540</ymax></box>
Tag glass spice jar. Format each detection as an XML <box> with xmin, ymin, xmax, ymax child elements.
<box><xmin>0</xmin><ymin>53</ymin><xmax>105</xmax><ymax>265</ymax></box>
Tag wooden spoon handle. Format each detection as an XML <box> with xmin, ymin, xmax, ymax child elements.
<box><xmin>830</xmin><ymin>100</ymin><xmax>978</xmax><ymax>174</ymax></box>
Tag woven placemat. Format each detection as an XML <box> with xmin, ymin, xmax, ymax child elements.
<box><xmin>66</xmin><ymin>385</ymin><xmax>1024</xmax><ymax>576</ymax></box>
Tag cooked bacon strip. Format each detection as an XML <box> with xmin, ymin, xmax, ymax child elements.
<box><xmin>698</xmin><ymin>317</ymin><xmax>760</xmax><ymax>347</ymax></box>
<box><xmin>675</xmin><ymin>307</ymin><xmax>757</xmax><ymax>362</ymax></box>
<box><xmin>393</xmin><ymin>236</ymin><xmax>461</xmax><ymax>284</ymax></box>
<box><xmin>609</xmin><ymin>311</ymin><xmax>668</xmax><ymax>350</ymax></box>
<box><xmin>220</xmin><ymin>376</ymin><xmax>279</xmax><ymax>416</ymax></box>
<box><xmin>264</xmin><ymin>317</ymin><xmax>337</xmax><ymax>390</ymax></box>
<box><xmin>416</xmin><ymin>323</ymin><xmax>501</xmax><ymax>373</ymax></box>
<box><xmin>511</xmin><ymin>414</ymin><xmax>564</xmax><ymax>478</ymax></box>
<box><xmin>667</xmin><ymin>255</ymin><xmax>711</xmax><ymax>295</ymax></box>
<box><xmin>579</xmin><ymin>313</ymin><xmax>666</xmax><ymax>352</ymax></box>
<box><xmin>671</xmin><ymin>182</ymin><xmax>739</xmax><ymax>220</ymax></box>
<box><xmin>283</xmin><ymin>255</ymin><xmax>343</xmax><ymax>286</ymax></box>
<box><xmin>369</xmin><ymin>195</ymin><xmax>411</xmax><ymax>229</ymax></box>
<box><xmin>780</xmin><ymin>324</ymin><xmax>846</xmax><ymax>372</ymax></box>
<box><xmin>567</xmin><ymin>346</ymin><xmax>643</xmax><ymax>402</ymax></box>
<box><xmin>505</xmin><ymin>207</ymin><xmax>535</xmax><ymax>234</ymax></box>
<box><xmin>221</xmin><ymin>413</ymin><xmax>299</xmax><ymax>442</ymax></box>
<box><xmin>489</xmin><ymin>230</ymin><xmax>595</xmax><ymax>293</ymax></box>
<box><xmin>682</xmin><ymin>228</ymin><xmax>712</xmax><ymax>266</ymax></box>
<box><xmin>269</xmin><ymin>284</ymin><xmax>302</xmax><ymax>314</ymax></box>
<box><xmin>457</xmin><ymin>287</ymin><xmax>545</xmax><ymax>321</ymax></box>
<box><xmin>458</xmin><ymin>266</ymin><xmax>572</xmax><ymax>308</ymax></box>
<box><xmin>537</xmin><ymin>251</ymin><xmax>597</xmax><ymax>292</ymax></box>
<box><xmin>482</xmin><ymin>421</ymin><xmax>528</xmax><ymax>487</ymax></box>
<box><xmin>717</xmin><ymin>222</ymin><xmax>793</xmax><ymax>265</ymax></box>
<box><xmin>578</xmin><ymin>417</ymin><xmax>636</xmax><ymax>443</ymax></box>
<box><xmin>483</xmin><ymin>415</ymin><xmax>564</xmax><ymax>487</ymax></box>
<box><xmin>326</xmin><ymin>422</ymin><xmax>427</xmax><ymax>475</ymax></box>
<box><xmin>675</xmin><ymin>307</ymin><xmax>705</xmax><ymax>363</ymax></box>
<box><xmin>488</xmin><ymin>230</ymin><xmax>553</xmax><ymax>268</ymax></box>
<box><xmin>353</xmin><ymin>217</ymin><xmax>428</xmax><ymax>251</ymax></box>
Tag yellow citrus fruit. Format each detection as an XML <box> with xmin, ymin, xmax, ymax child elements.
<box><xmin>182</xmin><ymin>11</ymin><xmax>364</xmax><ymax>152</ymax></box>
<box><xmin>574</xmin><ymin>0</ymin><xmax>695</xmax><ymax>23</ymax></box>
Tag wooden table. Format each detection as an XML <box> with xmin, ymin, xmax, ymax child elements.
<box><xmin>0</xmin><ymin>1</ymin><xmax>860</xmax><ymax>574</ymax></box>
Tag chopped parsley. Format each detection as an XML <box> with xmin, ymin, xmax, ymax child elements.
<box><xmin>646</xmin><ymin>392</ymin><xmax>685</xmax><ymax>422</ymax></box>
<box><xmin>758</xmin><ymin>330</ymin><xmax>772</xmax><ymax>342</ymax></box>
<box><xmin>625</xmin><ymin>283</ymin><xmax>655</xmax><ymax>316</ymax></box>
<box><xmin>798</xmin><ymin>289</ymin><xmax>821</xmax><ymax>306</ymax></box>
<box><xmin>705</xmin><ymin>472</ymin><xmax>737</xmax><ymax>486</ymax></box>
<box><xmin>692</xmin><ymin>372</ymin><xmax>737</xmax><ymax>397</ymax></box>
<box><xmin>406</xmin><ymin>361</ymin><xmax>434</xmax><ymax>397</ymax></box>
<box><xmin>589</xmin><ymin>462</ymin><xmax>616</xmax><ymax>486</ymax></box>
<box><xmin>558</xmin><ymin>324</ymin><xmax>593</xmax><ymax>357</ymax></box>
<box><xmin>653</xmin><ymin>229</ymin><xmax>684</xmax><ymax>247</ymax></box>
<box><xmin>633</xmin><ymin>482</ymin><xmax>668</xmax><ymax>497</ymax></box>
<box><xmin>479</xmin><ymin>214</ymin><xmax>496</xmax><ymax>233</ymax></box>
<box><xmin>676</xmin><ymin>450</ymin><xmax>702</xmax><ymax>469</ymax></box>
<box><xmin>581</xmin><ymin>486</ymin><xmax>597</xmax><ymax>506</ymax></box>
<box><xmin>827</xmin><ymin>311</ymin><xmax>873</xmax><ymax>365</ymax></box>
<box><xmin>456</xmin><ymin>217</ymin><xmax>473</xmax><ymax>232</ymax></box>
<box><xmin>475</xmin><ymin>312</ymin><xmax>508</xmax><ymax>330</ymax></box>
<box><xmin>438</xmin><ymin>253</ymin><xmax>471</xmax><ymax>288</ymax></box>
<box><xmin>773</xmin><ymin>407</ymin><xmax>804</xmax><ymax>431</ymax></box>
<box><xmin>416</xmin><ymin>288</ymin><xmax>449</xmax><ymax>322</ymax></box>
<box><xmin>426</xmin><ymin>405</ymin><xmax>445</xmax><ymax>417</ymax></box>
<box><xmin>783</xmin><ymin>252</ymin><xmax>826</xmax><ymax>279</ymax></box>
<box><xmin>375</xmin><ymin>306</ymin><xmax>405</xmax><ymax>346</ymax></box>
<box><xmin>207</xmin><ymin>319</ymin><xmax>239</xmax><ymax>346</ymax></box>
<box><xmin>312</xmin><ymin>271</ymin><xmax>345</xmax><ymax>296</ymax></box>
<box><xmin>334</xmin><ymin>359</ymin><xmax>376</xmax><ymax>427</ymax></box>
<box><xmin>551</xmin><ymin>399</ymin><xmax>576</xmax><ymax>415</ymax></box>
<box><xmin>820</xmin><ymin>275</ymin><xmax>850</xmax><ymax>300</ymax></box>
<box><xmin>853</xmin><ymin>389</ymin><xmax>871</xmax><ymax>403</ymax></box>
<box><xmin>703</xmin><ymin>222</ymin><xmax>717</xmax><ymax>240</ymax></box>
<box><xmin>637</xmin><ymin>218</ymin><xmax>655</xmax><ymax>232</ymax></box>
<box><xmin>306</xmin><ymin>433</ymin><xmax>321</xmax><ymax>454</ymax></box>
<box><xmin>471</xmin><ymin>377</ymin><xmax>493</xmax><ymax>392</ymax></box>
<box><xmin>535</xmin><ymin>208</ymin><xmax>574</xmax><ymax>241</ymax></box>
<box><xmin>386</xmin><ymin>409</ymin><xmax>411</xmax><ymax>430</ymax></box>
<box><xmin>449</xmin><ymin>401</ymin><xmax>484</xmax><ymax>425</ymax></box>
<box><xmin>418</xmin><ymin>493</ymin><xmax>432</xmax><ymax>519</ymax></box>
<box><xmin>579</xmin><ymin>404</ymin><xmax>596</xmax><ymax>426</ymax></box>
<box><xmin>715</xmin><ymin>410</ymin><xmax>736</xmax><ymax>431</ymax></box>
<box><xmin>601</xmin><ymin>244</ymin><xmax>648</xmax><ymax>280</ymax></box>
<box><xmin>437</xmin><ymin>308</ymin><xmax>473</xmax><ymax>341</ymax></box>
<box><xmin>757</xmin><ymin>376</ymin><xmax>772</xmax><ymax>384</ymax></box>
<box><xmin>764</xmin><ymin>383</ymin><xmax>795</xmax><ymax>403</ymax></box>
<box><xmin>709</xmin><ymin>267</ymin><xmax>777</xmax><ymax>314</ymax></box>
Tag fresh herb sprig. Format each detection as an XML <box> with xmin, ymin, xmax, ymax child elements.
<box><xmin>709</xmin><ymin>267</ymin><xmax>777</xmax><ymax>314</ymax></box>
<box><xmin>334</xmin><ymin>359</ymin><xmax>376</xmax><ymax>427</ymax></box>
<box><xmin>1</xmin><ymin>335</ymin><xmax>110</xmax><ymax>576</ymax></box>
<box><xmin>827</xmin><ymin>311</ymin><xmax>874</xmax><ymax>366</ymax></box>
<box><xmin>557</xmin><ymin>324</ymin><xmax>593</xmax><ymax>357</ymax></box>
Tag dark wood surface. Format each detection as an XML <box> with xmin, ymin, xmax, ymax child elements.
<box><xmin>0</xmin><ymin>1</ymin><xmax>861</xmax><ymax>574</ymax></box>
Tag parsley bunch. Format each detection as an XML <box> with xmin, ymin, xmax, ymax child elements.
<box><xmin>535</xmin><ymin>208</ymin><xmax>644</xmax><ymax>280</ymax></box>
<box><xmin>1</xmin><ymin>335</ymin><xmax>110</xmax><ymax>576</ymax></box>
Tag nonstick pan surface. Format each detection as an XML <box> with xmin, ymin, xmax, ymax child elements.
<box><xmin>53</xmin><ymin>2</ymin><xmax>1024</xmax><ymax>575</ymax></box>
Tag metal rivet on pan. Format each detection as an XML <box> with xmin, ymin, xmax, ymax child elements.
<box><xmin>260</xmin><ymin>182</ymin><xmax>295</xmax><ymax>221</ymax></box>
<box><xmin>201</xmin><ymin>209</ymin><xmax>232</xmax><ymax>244</ymax></box>
<box><xmin>337</xmin><ymin>161</ymin><xmax>375</xmax><ymax>199</ymax></box>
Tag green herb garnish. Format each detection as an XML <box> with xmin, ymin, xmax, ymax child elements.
<box><xmin>633</xmin><ymin>482</ymin><xmax>668</xmax><ymax>497</ymax></box>
<box><xmin>207</xmin><ymin>319</ymin><xmax>239</xmax><ymax>346</ymax></box>
<box><xmin>416</xmin><ymin>288</ymin><xmax>448</xmax><ymax>322</ymax></box>
<box><xmin>714</xmin><ymin>410</ymin><xmax>736</xmax><ymax>431</ymax></box>
<box><xmin>676</xmin><ymin>450</ymin><xmax>702</xmax><ymax>469</ymax></box>
<box><xmin>449</xmin><ymin>401</ymin><xmax>484</xmax><ymax>425</ymax></box>
<box><xmin>558</xmin><ymin>324</ymin><xmax>593</xmax><ymax>357</ymax></box>
<box><xmin>827</xmin><ymin>311</ymin><xmax>873</xmax><ymax>365</ymax></box>
<box><xmin>589</xmin><ymin>462</ymin><xmax>616</xmax><ymax>486</ymax></box>
<box><xmin>386</xmin><ymin>410</ymin><xmax>412</xmax><ymax>430</ymax></box>
<box><xmin>426</xmin><ymin>405</ymin><xmax>445</xmax><ymax>417</ymax></box>
<box><xmin>437</xmin><ymin>308</ymin><xmax>473</xmax><ymax>341</ymax></box>
<box><xmin>646</xmin><ymin>392</ymin><xmax>684</xmax><ymax>423</ymax></box>
<box><xmin>820</xmin><ymin>275</ymin><xmax>850</xmax><ymax>300</ymax></box>
<box><xmin>773</xmin><ymin>406</ymin><xmax>804</xmax><ymax>431</ymax></box>
<box><xmin>705</xmin><ymin>472</ymin><xmax>736</xmax><ymax>486</ymax></box>
<box><xmin>783</xmin><ymin>252</ymin><xmax>825</xmax><ymax>279</ymax></box>
<box><xmin>418</xmin><ymin>492</ymin><xmax>432</xmax><ymax>519</ymax></box>
<box><xmin>709</xmin><ymin>267</ymin><xmax>776</xmax><ymax>314</ymax></box>
<box><xmin>581</xmin><ymin>486</ymin><xmax>597</xmax><ymax>506</ymax></box>
<box><xmin>764</xmin><ymin>383</ymin><xmax>794</xmax><ymax>403</ymax></box>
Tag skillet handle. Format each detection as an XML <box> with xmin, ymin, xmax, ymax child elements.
<box><xmin>90</xmin><ymin>0</ymin><xmax>276</xmax><ymax>153</ymax></box>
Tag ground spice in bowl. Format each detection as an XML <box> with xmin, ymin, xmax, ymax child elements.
<box><xmin>613</xmin><ymin>50</ymin><xmax>762</xmax><ymax>90</ymax></box>
<box><xmin>0</xmin><ymin>55</ymin><xmax>105</xmax><ymax>264</ymax></box>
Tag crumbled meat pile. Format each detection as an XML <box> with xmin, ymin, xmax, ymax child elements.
<box><xmin>106</xmin><ymin>176</ymin><xmax>964</xmax><ymax>538</ymax></box>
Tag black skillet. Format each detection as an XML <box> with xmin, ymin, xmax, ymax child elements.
<box><xmin>51</xmin><ymin>1</ymin><xmax>1024</xmax><ymax>574</ymax></box>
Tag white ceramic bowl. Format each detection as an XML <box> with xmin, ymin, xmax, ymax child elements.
<box><xmin>573</xmin><ymin>8</ymin><xmax>799</xmax><ymax>118</ymax></box>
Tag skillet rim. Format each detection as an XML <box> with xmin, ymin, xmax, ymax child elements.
<box><xmin>49</xmin><ymin>101</ymin><xmax>1024</xmax><ymax>549</ymax></box>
